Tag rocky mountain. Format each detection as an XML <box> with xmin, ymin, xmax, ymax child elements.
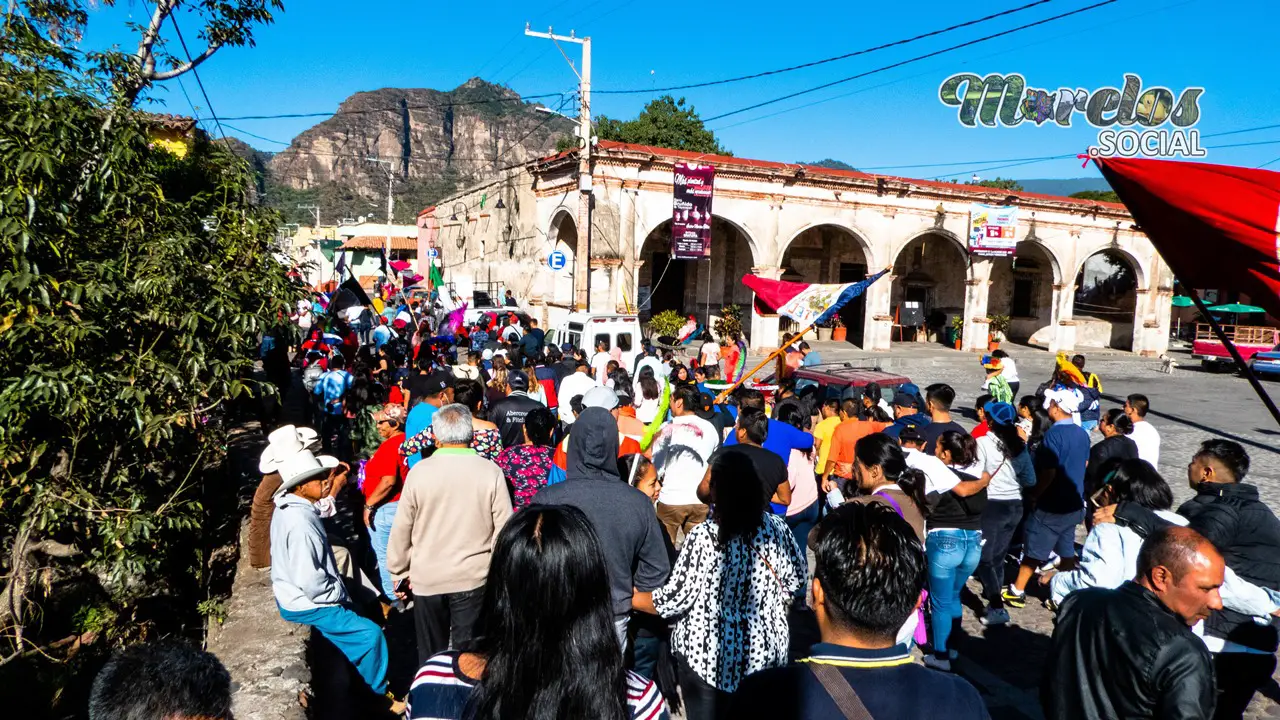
<box><xmin>263</xmin><ymin>79</ymin><xmax>574</xmax><ymax>224</ymax></box>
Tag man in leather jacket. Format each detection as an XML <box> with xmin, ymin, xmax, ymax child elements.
<box><xmin>1098</xmin><ymin>440</ymin><xmax>1280</xmax><ymax>719</ymax></box>
<box><xmin>1043</xmin><ymin>525</ymin><xmax>1224</xmax><ymax>720</ymax></box>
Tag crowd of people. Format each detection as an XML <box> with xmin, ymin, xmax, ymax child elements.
<box><xmin>105</xmin><ymin>293</ymin><xmax>1280</xmax><ymax>720</ymax></box>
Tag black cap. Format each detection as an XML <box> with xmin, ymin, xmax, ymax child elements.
<box><xmin>694</xmin><ymin>392</ymin><xmax>719</xmax><ymax>421</ymax></box>
<box><xmin>892</xmin><ymin>392</ymin><xmax>918</xmax><ymax>409</ymax></box>
<box><xmin>898</xmin><ymin>425</ymin><xmax>925</xmax><ymax>444</ymax></box>
<box><xmin>420</xmin><ymin>371</ymin><xmax>455</xmax><ymax>396</ymax></box>
<box><xmin>507</xmin><ymin>372</ymin><xmax>529</xmax><ymax>391</ymax></box>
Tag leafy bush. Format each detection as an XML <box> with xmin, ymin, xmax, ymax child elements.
<box><xmin>649</xmin><ymin>309</ymin><xmax>687</xmax><ymax>338</ymax></box>
<box><xmin>713</xmin><ymin>304</ymin><xmax>743</xmax><ymax>339</ymax></box>
<box><xmin>0</xmin><ymin>15</ymin><xmax>303</xmax><ymax>668</ymax></box>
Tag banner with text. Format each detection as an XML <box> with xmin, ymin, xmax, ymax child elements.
<box><xmin>672</xmin><ymin>162</ymin><xmax>715</xmax><ymax>259</ymax></box>
<box><xmin>968</xmin><ymin>203</ymin><xmax>1019</xmax><ymax>257</ymax></box>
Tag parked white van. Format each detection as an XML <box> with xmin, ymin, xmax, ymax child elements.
<box><xmin>549</xmin><ymin>313</ymin><xmax>642</xmax><ymax>370</ymax></box>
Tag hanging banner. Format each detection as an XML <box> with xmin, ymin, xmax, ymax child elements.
<box><xmin>672</xmin><ymin>162</ymin><xmax>715</xmax><ymax>259</ymax></box>
<box><xmin>968</xmin><ymin>204</ymin><xmax>1019</xmax><ymax>257</ymax></box>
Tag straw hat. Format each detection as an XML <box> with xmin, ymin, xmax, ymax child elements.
<box><xmin>273</xmin><ymin>449</ymin><xmax>340</xmax><ymax>497</ymax></box>
<box><xmin>259</xmin><ymin>425</ymin><xmax>320</xmax><ymax>474</ymax></box>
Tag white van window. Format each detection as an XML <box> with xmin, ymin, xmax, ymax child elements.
<box><xmin>594</xmin><ymin>333</ymin><xmax>611</xmax><ymax>351</ymax></box>
<box><xmin>616</xmin><ymin>333</ymin><xmax>633</xmax><ymax>352</ymax></box>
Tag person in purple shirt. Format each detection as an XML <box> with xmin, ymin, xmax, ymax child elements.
<box><xmin>723</xmin><ymin>388</ymin><xmax>814</xmax><ymax>462</ymax></box>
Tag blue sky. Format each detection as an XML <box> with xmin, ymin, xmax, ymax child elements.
<box><xmin>83</xmin><ymin>0</ymin><xmax>1279</xmax><ymax>179</ymax></box>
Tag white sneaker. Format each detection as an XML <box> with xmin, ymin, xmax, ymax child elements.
<box><xmin>923</xmin><ymin>655</ymin><xmax>952</xmax><ymax>672</ymax></box>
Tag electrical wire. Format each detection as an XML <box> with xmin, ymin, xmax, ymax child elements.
<box><xmin>703</xmin><ymin>0</ymin><xmax>1119</xmax><ymax>123</ymax></box>
<box><xmin>170</xmin><ymin>14</ymin><xmax>226</xmax><ymax>141</ymax></box>
<box><xmin>204</xmin><ymin>91</ymin><xmax>571</xmax><ymax>122</ymax></box>
<box><xmin>594</xmin><ymin>0</ymin><xmax>1054</xmax><ymax>95</ymax></box>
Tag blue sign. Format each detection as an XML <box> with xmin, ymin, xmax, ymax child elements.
<box><xmin>427</xmin><ymin>247</ymin><xmax>439</xmax><ymax>258</ymax></box>
<box><xmin>548</xmin><ymin>250</ymin><xmax>567</xmax><ymax>270</ymax></box>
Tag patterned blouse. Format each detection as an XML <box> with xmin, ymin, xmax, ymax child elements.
<box><xmin>652</xmin><ymin>514</ymin><xmax>804</xmax><ymax>692</ymax></box>
<box><xmin>494</xmin><ymin>444</ymin><xmax>556</xmax><ymax>510</ymax></box>
<box><xmin>401</xmin><ymin>426</ymin><xmax>502</xmax><ymax>461</ymax></box>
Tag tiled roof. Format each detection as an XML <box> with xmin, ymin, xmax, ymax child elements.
<box><xmin>589</xmin><ymin>141</ymin><xmax>1128</xmax><ymax>211</ymax></box>
<box><xmin>143</xmin><ymin>113</ymin><xmax>198</xmax><ymax>133</ymax></box>
<box><xmin>341</xmin><ymin>236</ymin><xmax>418</xmax><ymax>250</ymax></box>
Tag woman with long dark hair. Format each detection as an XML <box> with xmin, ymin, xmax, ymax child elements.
<box><xmin>973</xmin><ymin>402</ymin><xmax>1035</xmax><ymax>627</ymax></box>
<box><xmin>636</xmin><ymin>367</ymin><xmax>663</xmax><ymax>424</ymax></box>
<box><xmin>918</xmin><ymin>430</ymin><xmax>989</xmax><ymax>673</ymax></box>
<box><xmin>406</xmin><ymin>505</ymin><xmax>668</xmax><ymax>719</ymax></box>
<box><xmin>632</xmin><ymin>446</ymin><xmax>804</xmax><ymax>720</ymax></box>
<box><xmin>494</xmin><ymin>407</ymin><xmax>558</xmax><ymax>509</ymax></box>
<box><xmin>1085</xmin><ymin>407</ymin><xmax>1138</xmax><ymax>499</ymax></box>
<box><xmin>849</xmin><ymin>433</ymin><xmax>927</xmax><ymax>541</ymax></box>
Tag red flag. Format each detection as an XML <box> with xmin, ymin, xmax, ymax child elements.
<box><xmin>742</xmin><ymin>270</ymin><xmax>888</xmax><ymax>327</ymax></box>
<box><xmin>1094</xmin><ymin>157</ymin><xmax>1280</xmax><ymax>318</ymax></box>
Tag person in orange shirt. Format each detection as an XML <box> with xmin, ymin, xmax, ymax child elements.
<box><xmin>822</xmin><ymin>398</ymin><xmax>889</xmax><ymax>495</ymax></box>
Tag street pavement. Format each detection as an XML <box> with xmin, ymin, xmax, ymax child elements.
<box><xmin>758</xmin><ymin>340</ymin><xmax>1280</xmax><ymax>719</ymax></box>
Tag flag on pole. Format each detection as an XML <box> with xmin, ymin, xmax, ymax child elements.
<box><xmin>334</xmin><ymin>251</ymin><xmax>347</xmax><ymax>277</ymax></box>
<box><xmin>1094</xmin><ymin>157</ymin><xmax>1280</xmax><ymax>319</ymax></box>
<box><xmin>743</xmin><ymin>270</ymin><xmax>889</xmax><ymax>327</ymax></box>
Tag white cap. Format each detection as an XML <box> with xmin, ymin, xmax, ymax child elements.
<box><xmin>582</xmin><ymin>386</ymin><xmax>619</xmax><ymax>411</ymax></box>
<box><xmin>1043</xmin><ymin>387</ymin><xmax>1082</xmax><ymax>414</ymax></box>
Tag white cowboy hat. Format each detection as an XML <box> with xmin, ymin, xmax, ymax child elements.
<box><xmin>273</xmin><ymin>449</ymin><xmax>340</xmax><ymax>497</ymax></box>
<box><xmin>259</xmin><ymin>425</ymin><xmax>321</xmax><ymax>474</ymax></box>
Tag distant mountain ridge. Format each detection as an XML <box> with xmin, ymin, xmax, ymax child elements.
<box><xmin>257</xmin><ymin>79</ymin><xmax>573</xmax><ymax>224</ymax></box>
<box><xmin>1017</xmin><ymin>178</ymin><xmax>1113</xmax><ymax>196</ymax></box>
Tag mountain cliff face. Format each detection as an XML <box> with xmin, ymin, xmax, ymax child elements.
<box><xmin>265</xmin><ymin>79</ymin><xmax>573</xmax><ymax>220</ymax></box>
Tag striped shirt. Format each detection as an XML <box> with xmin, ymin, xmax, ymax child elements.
<box><xmin>407</xmin><ymin>651</ymin><xmax>669</xmax><ymax>720</ymax></box>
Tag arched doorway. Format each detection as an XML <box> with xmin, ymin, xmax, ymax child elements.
<box><xmin>988</xmin><ymin>241</ymin><xmax>1059</xmax><ymax>345</ymax></box>
<box><xmin>891</xmin><ymin>232</ymin><xmax>969</xmax><ymax>344</ymax></box>
<box><xmin>780</xmin><ymin>225</ymin><xmax>871</xmax><ymax>346</ymax></box>
<box><xmin>1074</xmin><ymin>249</ymin><xmax>1141</xmax><ymax>350</ymax></box>
<box><xmin>636</xmin><ymin>216</ymin><xmax>755</xmax><ymax>324</ymax></box>
<box><xmin>549</xmin><ymin>211</ymin><xmax>577</xmax><ymax>306</ymax></box>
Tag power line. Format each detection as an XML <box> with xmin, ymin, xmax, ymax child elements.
<box><xmin>703</xmin><ymin>0</ymin><xmax>1119</xmax><ymax>123</ymax></box>
<box><xmin>170</xmin><ymin>14</ymin><xmax>226</xmax><ymax>141</ymax></box>
<box><xmin>594</xmin><ymin>0</ymin><xmax>1054</xmax><ymax>95</ymax></box>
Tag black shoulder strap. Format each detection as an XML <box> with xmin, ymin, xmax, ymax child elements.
<box><xmin>809</xmin><ymin>663</ymin><xmax>876</xmax><ymax>720</ymax></box>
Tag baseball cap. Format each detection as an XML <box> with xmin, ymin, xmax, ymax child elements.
<box><xmin>892</xmin><ymin>393</ymin><xmax>918</xmax><ymax>409</ymax></box>
<box><xmin>507</xmin><ymin>372</ymin><xmax>529</xmax><ymax>391</ymax></box>
<box><xmin>374</xmin><ymin>403</ymin><xmax>408</xmax><ymax>424</ymax></box>
<box><xmin>560</xmin><ymin>342</ymin><xmax>575</xmax><ymax>353</ymax></box>
<box><xmin>582</xmin><ymin>386</ymin><xmax>619</xmax><ymax>410</ymax></box>
<box><xmin>983</xmin><ymin>401</ymin><xmax>1016</xmax><ymax>426</ymax></box>
<box><xmin>416</xmin><ymin>371</ymin><xmax>455</xmax><ymax>398</ymax></box>
<box><xmin>694</xmin><ymin>392</ymin><xmax>719</xmax><ymax>421</ymax></box>
<box><xmin>1043</xmin><ymin>387</ymin><xmax>1082</xmax><ymax>414</ymax></box>
<box><xmin>898</xmin><ymin>425</ymin><xmax>925</xmax><ymax>445</ymax></box>
<box><xmin>482</xmin><ymin>348</ymin><xmax>494</xmax><ymax>361</ymax></box>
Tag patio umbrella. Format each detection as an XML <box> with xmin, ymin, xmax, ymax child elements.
<box><xmin>1171</xmin><ymin>295</ymin><xmax>1194</xmax><ymax>307</ymax></box>
<box><xmin>1207</xmin><ymin>302</ymin><xmax>1266</xmax><ymax>314</ymax></box>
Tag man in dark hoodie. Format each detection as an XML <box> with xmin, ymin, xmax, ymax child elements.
<box><xmin>532</xmin><ymin>406</ymin><xmax>671</xmax><ymax>644</ymax></box>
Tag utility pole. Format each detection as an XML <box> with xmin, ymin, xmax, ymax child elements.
<box><xmin>297</xmin><ymin>203</ymin><xmax>321</xmax><ymax>228</ymax></box>
<box><xmin>525</xmin><ymin>24</ymin><xmax>592</xmax><ymax>312</ymax></box>
<box><xmin>367</xmin><ymin>157</ymin><xmax>395</xmax><ymax>286</ymax></box>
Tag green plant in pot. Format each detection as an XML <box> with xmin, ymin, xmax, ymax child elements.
<box><xmin>988</xmin><ymin>314</ymin><xmax>1012</xmax><ymax>341</ymax></box>
<box><xmin>649</xmin><ymin>309</ymin><xmax>687</xmax><ymax>340</ymax></box>
<box><xmin>713</xmin><ymin>304</ymin><xmax>743</xmax><ymax>339</ymax></box>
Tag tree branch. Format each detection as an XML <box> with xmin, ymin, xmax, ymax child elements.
<box><xmin>151</xmin><ymin>41</ymin><xmax>221</xmax><ymax>81</ymax></box>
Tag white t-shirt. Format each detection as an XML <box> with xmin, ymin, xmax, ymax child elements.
<box><xmin>653</xmin><ymin>415</ymin><xmax>720</xmax><ymax>506</ymax></box>
<box><xmin>500</xmin><ymin>324</ymin><xmax>523</xmax><ymax>343</ymax></box>
<box><xmin>556</xmin><ymin>371</ymin><xmax>598</xmax><ymax>424</ymax></box>
<box><xmin>903</xmin><ymin>447</ymin><xmax>959</xmax><ymax>495</ymax></box>
<box><xmin>1130</xmin><ymin>420</ymin><xmax>1161</xmax><ymax>467</ymax></box>
<box><xmin>1001</xmin><ymin>357</ymin><xmax>1020</xmax><ymax>383</ymax></box>
<box><xmin>976</xmin><ymin>434</ymin><xmax>1021</xmax><ymax>501</ymax></box>
<box><xmin>590</xmin><ymin>351</ymin><xmax>612</xmax><ymax>383</ymax></box>
<box><xmin>700</xmin><ymin>342</ymin><xmax>721</xmax><ymax>366</ymax></box>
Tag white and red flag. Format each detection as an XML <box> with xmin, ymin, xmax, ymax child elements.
<box><xmin>742</xmin><ymin>270</ymin><xmax>888</xmax><ymax>327</ymax></box>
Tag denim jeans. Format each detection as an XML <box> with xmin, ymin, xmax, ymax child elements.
<box><xmin>785</xmin><ymin>500</ymin><xmax>820</xmax><ymax>595</ymax></box>
<box><xmin>370</xmin><ymin>502</ymin><xmax>399</xmax><ymax>599</ymax></box>
<box><xmin>976</xmin><ymin>500</ymin><xmax>1023</xmax><ymax>607</ymax></box>
<box><xmin>926</xmin><ymin>528</ymin><xmax>983</xmax><ymax>655</ymax></box>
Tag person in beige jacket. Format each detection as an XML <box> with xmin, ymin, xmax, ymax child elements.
<box><xmin>387</xmin><ymin>403</ymin><xmax>512</xmax><ymax>664</ymax></box>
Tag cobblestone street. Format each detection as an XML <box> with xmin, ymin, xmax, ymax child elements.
<box><xmin>767</xmin><ymin>341</ymin><xmax>1280</xmax><ymax>719</ymax></box>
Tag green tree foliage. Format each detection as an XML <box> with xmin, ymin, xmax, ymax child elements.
<box><xmin>1069</xmin><ymin>189</ymin><xmax>1121</xmax><ymax>203</ymax></box>
<box><xmin>0</xmin><ymin>8</ymin><xmax>302</xmax><ymax>676</ymax></box>
<box><xmin>965</xmin><ymin>177</ymin><xmax>1025</xmax><ymax>191</ymax></box>
<box><xmin>802</xmin><ymin>158</ymin><xmax>858</xmax><ymax>171</ymax></box>
<box><xmin>596</xmin><ymin>96</ymin><xmax>731</xmax><ymax>155</ymax></box>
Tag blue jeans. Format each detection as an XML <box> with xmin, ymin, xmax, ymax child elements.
<box><xmin>370</xmin><ymin>502</ymin><xmax>399</xmax><ymax>599</ymax></box>
<box><xmin>926</xmin><ymin>528</ymin><xmax>983</xmax><ymax>655</ymax></box>
<box><xmin>279</xmin><ymin>604</ymin><xmax>388</xmax><ymax>694</ymax></box>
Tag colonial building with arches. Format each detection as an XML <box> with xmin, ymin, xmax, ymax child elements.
<box><xmin>417</xmin><ymin>141</ymin><xmax>1173</xmax><ymax>356</ymax></box>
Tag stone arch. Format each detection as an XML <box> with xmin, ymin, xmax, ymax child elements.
<box><xmin>1072</xmin><ymin>247</ymin><xmax>1144</xmax><ymax>351</ymax></box>
<box><xmin>635</xmin><ymin>215</ymin><xmax>758</xmax><ymax>321</ymax></box>
<box><xmin>1070</xmin><ymin>244</ymin><xmax>1146</xmax><ymax>290</ymax></box>
<box><xmin>779</xmin><ymin>219</ymin><xmax>880</xmax><ymax>268</ymax></box>
<box><xmin>889</xmin><ymin>230</ymin><xmax>972</xmax><ymax>343</ymax></box>
<box><xmin>989</xmin><ymin>241</ymin><xmax>1061</xmax><ymax>344</ymax></box>
<box><xmin>548</xmin><ymin>208</ymin><xmax>577</xmax><ymax>306</ymax></box>
<box><xmin>779</xmin><ymin>223</ymin><xmax>876</xmax><ymax>347</ymax></box>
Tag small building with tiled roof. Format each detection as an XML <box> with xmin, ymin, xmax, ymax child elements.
<box><xmin>418</xmin><ymin>141</ymin><xmax>1172</xmax><ymax>356</ymax></box>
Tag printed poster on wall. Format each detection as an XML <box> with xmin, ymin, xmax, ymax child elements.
<box><xmin>672</xmin><ymin>162</ymin><xmax>715</xmax><ymax>259</ymax></box>
<box><xmin>968</xmin><ymin>203</ymin><xmax>1019</xmax><ymax>257</ymax></box>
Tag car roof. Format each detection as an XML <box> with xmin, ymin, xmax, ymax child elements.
<box><xmin>791</xmin><ymin>363</ymin><xmax>911</xmax><ymax>388</ymax></box>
